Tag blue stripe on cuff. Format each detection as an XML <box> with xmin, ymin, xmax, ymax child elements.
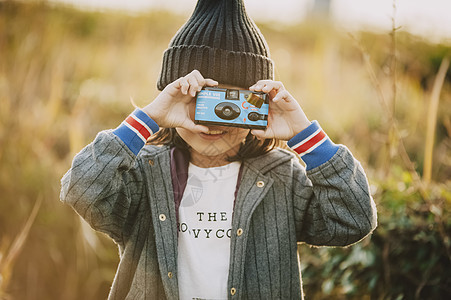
<box><xmin>113</xmin><ymin>108</ymin><xmax>159</xmax><ymax>156</ymax></box>
<box><xmin>288</xmin><ymin>121</ymin><xmax>339</xmax><ymax>170</ymax></box>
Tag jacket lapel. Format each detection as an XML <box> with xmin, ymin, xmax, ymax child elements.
<box><xmin>227</xmin><ymin>149</ymin><xmax>294</xmax><ymax>298</ymax></box>
<box><xmin>140</xmin><ymin>147</ymin><xmax>179</xmax><ymax>299</ymax></box>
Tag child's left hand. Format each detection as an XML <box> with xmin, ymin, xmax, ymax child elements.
<box><xmin>249</xmin><ymin>80</ymin><xmax>311</xmax><ymax>141</ymax></box>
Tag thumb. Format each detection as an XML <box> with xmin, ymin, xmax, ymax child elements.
<box><xmin>181</xmin><ymin>121</ymin><xmax>209</xmax><ymax>134</ymax></box>
<box><xmin>250</xmin><ymin>129</ymin><xmax>270</xmax><ymax>140</ymax></box>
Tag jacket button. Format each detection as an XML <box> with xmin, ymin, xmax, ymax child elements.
<box><xmin>230</xmin><ymin>287</ymin><xmax>236</xmax><ymax>296</ymax></box>
<box><xmin>159</xmin><ymin>214</ymin><xmax>166</xmax><ymax>221</ymax></box>
<box><xmin>256</xmin><ymin>180</ymin><xmax>265</xmax><ymax>188</ymax></box>
<box><xmin>148</xmin><ymin>159</ymin><xmax>154</xmax><ymax>166</ymax></box>
<box><xmin>237</xmin><ymin>228</ymin><xmax>243</xmax><ymax>236</ymax></box>
<box><xmin>168</xmin><ymin>272</ymin><xmax>173</xmax><ymax>279</ymax></box>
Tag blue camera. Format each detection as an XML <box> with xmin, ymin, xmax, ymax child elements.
<box><xmin>194</xmin><ymin>87</ymin><xmax>269</xmax><ymax>130</ymax></box>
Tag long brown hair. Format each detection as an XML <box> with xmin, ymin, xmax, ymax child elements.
<box><xmin>147</xmin><ymin>128</ymin><xmax>280</xmax><ymax>162</ymax></box>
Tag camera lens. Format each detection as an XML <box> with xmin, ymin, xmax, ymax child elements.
<box><xmin>223</xmin><ymin>107</ymin><xmax>232</xmax><ymax>116</ymax></box>
<box><xmin>215</xmin><ymin>102</ymin><xmax>241</xmax><ymax>120</ymax></box>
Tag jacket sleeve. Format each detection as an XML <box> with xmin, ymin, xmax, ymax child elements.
<box><xmin>288</xmin><ymin>121</ymin><xmax>377</xmax><ymax>246</ymax></box>
<box><xmin>60</xmin><ymin>109</ymin><xmax>159</xmax><ymax>244</ymax></box>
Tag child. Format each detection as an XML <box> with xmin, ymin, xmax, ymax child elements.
<box><xmin>60</xmin><ymin>0</ymin><xmax>377</xmax><ymax>299</ymax></box>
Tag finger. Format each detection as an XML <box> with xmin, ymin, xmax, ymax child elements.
<box><xmin>191</xmin><ymin>69</ymin><xmax>205</xmax><ymax>86</ymax></box>
<box><xmin>192</xmin><ymin>124</ymin><xmax>209</xmax><ymax>134</ymax></box>
<box><xmin>249</xmin><ymin>79</ymin><xmax>269</xmax><ymax>91</ymax></box>
<box><xmin>187</xmin><ymin>71</ymin><xmax>218</xmax><ymax>95</ymax></box>
<box><xmin>189</xmin><ymin>69</ymin><xmax>202</xmax><ymax>78</ymax></box>
<box><xmin>182</xmin><ymin>121</ymin><xmax>209</xmax><ymax>134</ymax></box>
<box><xmin>262</xmin><ymin>81</ymin><xmax>284</xmax><ymax>94</ymax></box>
<box><xmin>205</xmin><ymin>78</ymin><xmax>219</xmax><ymax>87</ymax></box>
<box><xmin>251</xmin><ymin>79</ymin><xmax>282</xmax><ymax>89</ymax></box>
<box><xmin>187</xmin><ymin>76</ymin><xmax>201</xmax><ymax>97</ymax></box>
<box><xmin>191</xmin><ymin>69</ymin><xmax>216</xmax><ymax>89</ymax></box>
<box><xmin>249</xmin><ymin>82</ymin><xmax>264</xmax><ymax>92</ymax></box>
<box><xmin>250</xmin><ymin>129</ymin><xmax>272</xmax><ymax>140</ymax></box>
<box><xmin>248</xmin><ymin>84</ymin><xmax>257</xmax><ymax>91</ymax></box>
<box><xmin>178</xmin><ymin>77</ymin><xmax>190</xmax><ymax>95</ymax></box>
<box><xmin>272</xmin><ymin>90</ymin><xmax>291</xmax><ymax>103</ymax></box>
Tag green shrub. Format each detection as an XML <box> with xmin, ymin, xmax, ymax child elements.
<box><xmin>300</xmin><ymin>170</ymin><xmax>451</xmax><ymax>299</ymax></box>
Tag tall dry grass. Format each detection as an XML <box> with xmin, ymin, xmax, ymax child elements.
<box><xmin>0</xmin><ymin>1</ymin><xmax>449</xmax><ymax>299</ymax></box>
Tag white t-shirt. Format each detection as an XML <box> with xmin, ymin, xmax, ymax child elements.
<box><xmin>177</xmin><ymin>161</ymin><xmax>241</xmax><ymax>300</ymax></box>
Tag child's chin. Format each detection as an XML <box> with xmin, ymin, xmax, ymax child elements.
<box><xmin>194</xmin><ymin>145</ymin><xmax>234</xmax><ymax>157</ymax></box>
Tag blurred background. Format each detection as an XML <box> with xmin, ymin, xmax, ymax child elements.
<box><xmin>0</xmin><ymin>0</ymin><xmax>450</xmax><ymax>299</ymax></box>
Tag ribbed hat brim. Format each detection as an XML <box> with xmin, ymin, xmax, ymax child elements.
<box><xmin>157</xmin><ymin>45</ymin><xmax>274</xmax><ymax>91</ymax></box>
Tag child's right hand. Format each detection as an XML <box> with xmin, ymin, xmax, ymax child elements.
<box><xmin>142</xmin><ymin>70</ymin><xmax>218</xmax><ymax>133</ymax></box>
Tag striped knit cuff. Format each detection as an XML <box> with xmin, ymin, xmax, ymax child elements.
<box><xmin>287</xmin><ymin>121</ymin><xmax>339</xmax><ymax>170</ymax></box>
<box><xmin>113</xmin><ymin>108</ymin><xmax>159</xmax><ymax>155</ymax></box>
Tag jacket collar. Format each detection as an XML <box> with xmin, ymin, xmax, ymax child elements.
<box><xmin>140</xmin><ymin>144</ymin><xmax>294</xmax><ymax>171</ymax></box>
<box><xmin>243</xmin><ymin>147</ymin><xmax>295</xmax><ymax>174</ymax></box>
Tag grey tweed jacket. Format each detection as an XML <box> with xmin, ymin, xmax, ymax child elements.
<box><xmin>60</xmin><ymin>131</ymin><xmax>377</xmax><ymax>299</ymax></box>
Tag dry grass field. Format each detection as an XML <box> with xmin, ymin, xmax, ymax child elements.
<box><xmin>0</xmin><ymin>1</ymin><xmax>450</xmax><ymax>299</ymax></box>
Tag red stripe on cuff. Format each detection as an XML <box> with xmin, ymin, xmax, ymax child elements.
<box><xmin>293</xmin><ymin>130</ymin><xmax>326</xmax><ymax>155</ymax></box>
<box><xmin>125</xmin><ymin>115</ymin><xmax>151</xmax><ymax>140</ymax></box>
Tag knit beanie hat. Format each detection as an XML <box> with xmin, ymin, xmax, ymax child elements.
<box><xmin>157</xmin><ymin>0</ymin><xmax>274</xmax><ymax>91</ymax></box>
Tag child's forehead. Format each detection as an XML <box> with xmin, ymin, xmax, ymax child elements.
<box><xmin>217</xmin><ymin>83</ymin><xmax>245</xmax><ymax>90</ymax></box>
